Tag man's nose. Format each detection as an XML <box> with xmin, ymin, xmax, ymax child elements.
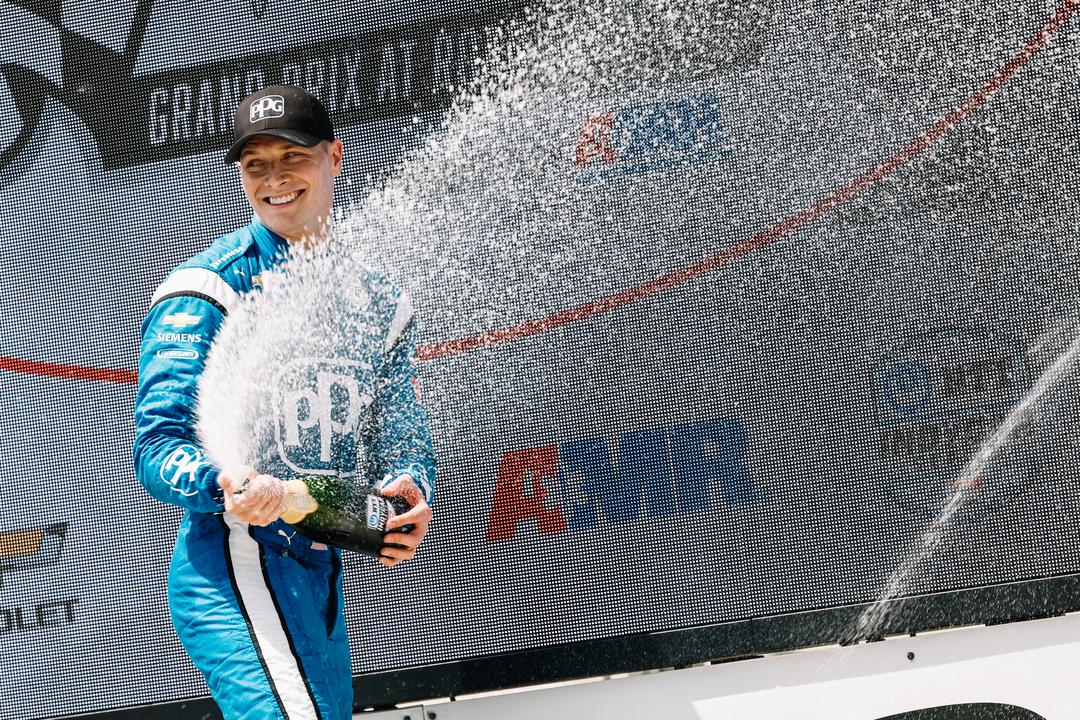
<box><xmin>264</xmin><ymin>162</ymin><xmax>290</xmax><ymax>186</ymax></box>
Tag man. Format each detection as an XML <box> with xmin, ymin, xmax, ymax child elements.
<box><xmin>133</xmin><ymin>85</ymin><xmax>436</xmax><ymax>720</ymax></box>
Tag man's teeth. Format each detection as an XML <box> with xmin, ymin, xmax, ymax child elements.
<box><xmin>268</xmin><ymin>191</ymin><xmax>298</xmax><ymax>205</ymax></box>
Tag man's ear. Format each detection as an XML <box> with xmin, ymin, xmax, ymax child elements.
<box><xmin>329</xmin><ymin>139</ymin><xmax>344</xmax><ymax>177</ymax></box>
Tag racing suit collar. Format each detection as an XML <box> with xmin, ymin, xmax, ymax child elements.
<box><xmin>249</xmin><ymin>215</ymin><xmax>291</xmax><ymax>259</ymax></box>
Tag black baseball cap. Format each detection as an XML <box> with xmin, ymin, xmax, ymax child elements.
<box><xmin>225</xmin><ymin>85</ymin><xmax>335</xmax><ymax>163</ymax></box>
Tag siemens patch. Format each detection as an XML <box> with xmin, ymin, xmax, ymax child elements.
<box><xmin>156</xmin><ymin>332</ymin><xmax>203</xmax><ymax>343</ymax></box>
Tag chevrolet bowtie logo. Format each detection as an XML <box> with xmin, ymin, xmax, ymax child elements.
<box><xmin>253</xmin><ymin>272</ymin><xmax>285</xmax><ymax>290</ymax></box>
<box><xmin>0</xmin><ymin>523</ymin><xmax>66</xmax><ymax>589</ymax></box>
<box><xmin>162</xmin><ymin>312</ymin><xmax>202</xmax><ymax>329</ymax></box>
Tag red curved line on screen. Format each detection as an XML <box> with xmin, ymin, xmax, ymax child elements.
<box><xmin>0</xmin><ymin>355</ymin><xmax>137</xmax><ymax>384</ymax></box>
<box><xmin>417</xmin><ymin>0</ymin><xmax>1078</xmax><ymax>360</ymax></box>
<box><xmin>0</xmin><ymin>0</ymin><xmax>1076</xmax><ymax>384</ymax></box>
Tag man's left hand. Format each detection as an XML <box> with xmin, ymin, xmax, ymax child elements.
<box><xmin>379</xmin><ymin>474</ymin><xmax>433</xmax><ymax>568</ymax></box>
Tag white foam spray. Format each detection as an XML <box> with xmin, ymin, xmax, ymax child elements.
<box><xmin>194</xmin><ymin>244</ymin><xmax>384</xmax><ymax>480</ymax></box>
<box><xmin>852</xmin><ymin>328</ymin><xmax>1080</xmax><ymax>642</ymax></box>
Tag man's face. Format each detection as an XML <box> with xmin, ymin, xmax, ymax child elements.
<box><xmin>237</xmin><ymin>135</ymin><xmax>343</xmax><ymax>242</ymax></box>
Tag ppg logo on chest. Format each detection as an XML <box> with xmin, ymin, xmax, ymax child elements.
<box><xmin>250</xmin><ymin>95</ymin><xmax>285</xmax><ymax>123</ymax></box>
<box><xmin>275</xmin><ymin>358</ymin><xmax>375</xmax><ymax>477</ymax></box>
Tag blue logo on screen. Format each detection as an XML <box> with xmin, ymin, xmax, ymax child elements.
<box><xmin>485</xmin><ymin>417</ymin><xmax>767</xmax><ymax>542</ymax></box>
<box><xmin>872</xmin><ymin>328</ymin><xmax>1036</xmax><ymax>521</ymax></box>
<box><xmin>573</xmin><ymin>92</ymin><xmax>733</xmax><ymax>182</ymax></box>
<box><xmin>881</xmin><ymin>360</ymin><xmax>933</xmax><ymax>414</ymax></box>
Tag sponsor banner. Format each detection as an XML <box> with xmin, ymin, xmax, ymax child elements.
<box><xmin>574</xmin><ymin>92</ymin><xmax>734</xmax><ymax>182</ymax></box>
<box><xmin>133</xmin><ymin>16</ymin><xmax>513</xmax><ymax>167</ymax></box>
<box><xmin>486</xmin><ymin>417</ymin><xmax>765</xmax><ymax>542</ymax></box>
<box><xmin>0</xmin><ymin>4</ymin><xmax>520</xmax><ymax>173</ymax></box>
<box><xmin>4</xmin><ymin>0</ymin><xmax>1080</xmax><ymax>718</ymax></box>
<box><xmin>872</xmin><ymin>329</ymin><xmax>1037</xmax><ymax>521</ymax></box>
<box><xmin>0</xmin><ymin>523</ymin><xmax>66</xmax><ymax>583</ymax></box>
<box><xmin>0</xmin><ymin>523</ymin><xmax>78</xmax><ymax>637</ymax></box>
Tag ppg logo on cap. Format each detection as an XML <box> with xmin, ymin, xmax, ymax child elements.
<box><xmin>250</xmin><ymin>95</ymin><xmax>285</xmax><ymax>123</ymax></box>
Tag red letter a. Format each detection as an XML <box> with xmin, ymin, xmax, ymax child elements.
<box><xmin>574</xmin><ymin>113</ymin><xmax>618</xmax><ymax>168</ymax></box>
<box><xmin>485</xmin><ymin>445</ymin><xmax>568</xmax><ymax>542</ymax></box>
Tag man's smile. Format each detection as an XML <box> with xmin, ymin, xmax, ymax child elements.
<box><xmin>265</xmin><ymin>189</ymin><xmax>304</xmax><ymax>206</ymax></box>
<box><xmin>238</xmin><ymin>134</ymin><xmax>342</xmax><ymax>242</ymax></box>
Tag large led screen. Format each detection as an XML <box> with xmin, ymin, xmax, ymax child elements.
<box><xmin>4</xmin><ymin>0</ymin><xmax>1080</xmax><ymax>717</ymax></box>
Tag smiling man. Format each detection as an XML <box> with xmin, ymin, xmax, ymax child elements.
<box><xmin>227</xmin><ymin>87</ymin><xmax>343</xmax><ymax>243</ymax></box>
<box><xmin>133</xmin><ymin>85</ymin><xmax>436</xmax><ymax>720</ymax></box>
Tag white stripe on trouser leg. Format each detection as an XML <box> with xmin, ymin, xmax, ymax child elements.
<box><xmin>225</xmin><ymin>515</ymin><xmax>319</xmax><ymax>719</ymax></box>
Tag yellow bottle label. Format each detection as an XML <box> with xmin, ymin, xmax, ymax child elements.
<box><xmin>280</xmin><ymin>479</ymin><xmax>319</xmax><ymax>524</ymax></box>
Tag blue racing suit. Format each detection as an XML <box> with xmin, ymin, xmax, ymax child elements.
<box><xmin>133</xmin><ymin>217</ymin><xmax>436</xmax><ymax>720</ymax></box>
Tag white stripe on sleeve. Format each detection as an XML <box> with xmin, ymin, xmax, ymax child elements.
<box><xmin>150</xmin><ymin>267</ymin><xmax>242</xmax><ymax>313</ymax></box>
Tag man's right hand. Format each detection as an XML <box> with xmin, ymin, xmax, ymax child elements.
<box><xmin>219</xmin><ymin>469</ymin><xmax>289</xmax><ymax>526</ymax></box>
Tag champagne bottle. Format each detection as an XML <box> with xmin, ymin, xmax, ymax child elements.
<box><xmin>279</xmin><ymin>476</ymin><xmax>413</xmax><ymax>556</ymax></box>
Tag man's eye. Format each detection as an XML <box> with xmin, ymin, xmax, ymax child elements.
<box><xmin>244</xmin><ymin>160</ymin><xmax>264</xmax><ymax>170</ymax></box>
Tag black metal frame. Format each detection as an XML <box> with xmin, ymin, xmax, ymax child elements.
<box><xmin>53</xmin><ymin>572</ymin><xmax>1080</xmax><ymax>719</ymax></box>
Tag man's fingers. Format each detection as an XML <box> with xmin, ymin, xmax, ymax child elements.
<box><xmin>237</xmin><ymin>470</ymin><xmax>258</xmax><ymax>492</ymax></box>
<box><xmin>222</xmin><ymin>471</ymin><xmax>286</xmax><ymax>526</ymax></box>
<box><xmin>219</xmin><ymin>473</ymin><xmax>237</xmax><ymax>493</ymax></box>
<box><xmin>219</xmin><ymin>467</ymin><xmax>257</xmax><ymax>494</ymax></box>
<box><xmin>383</xmin><ymin>532</ymin><xmax>418</xmax><ymax>550</ymax></box>
<box><xmin>253</xmin><ymin>484</ymin><xmax>284</xmax><ymax>513</ymax></box>
<box><xmin>378</xmin><ymin>537</ymin><xmax>412</xmax><ymax>568</ymax></box>
<box><xmin>247</xmin><ymin>503</ymin><xmax>277</xmax><ymax>525</ymax></box>
<box><xmin>387</xmin><ymin>503</ymin><xmax>431</xmax><ymax>531</ymax></box>
<box><xmin>248</xmin><ymin>487</ymin><xmax>286</xmax><ymax>524</ymax></box>
<box><xmin>380</xmin><ymin>545</ymin><xmax>415</xmax><ymax>559</ymax></box>
<box><xmin>398</xmin><ymin>482</ymin><xmax>424</xmax><ymax>504</ymax></box>
<box><xmin>381</xmin><ymin>475</ymin><xmax>423</xmax><ymax>504</ymax></box>
<box><xmin>379</xmin><ymin>544</ymin><xmax>416</xmax><ymax>564</ymax></box>
<box><xmin>233</xmin><ymin>501</ymin><xmax>277</xmax><ymax>526</ymax></box>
